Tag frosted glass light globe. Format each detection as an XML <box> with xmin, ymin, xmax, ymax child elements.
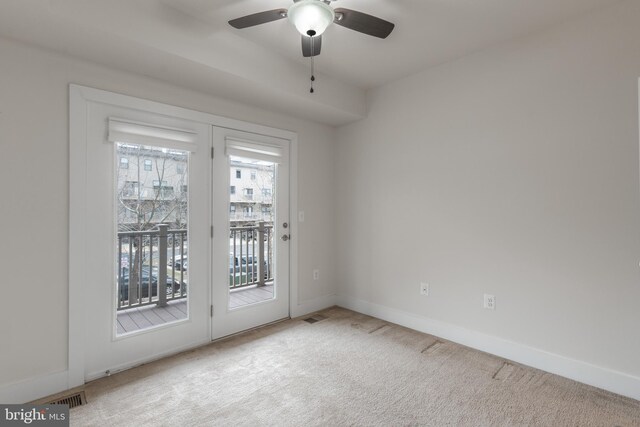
<box><xmin>288</xmin><ymin>0</ymin><xmax>335</xmax><ymax>37</ymax></box>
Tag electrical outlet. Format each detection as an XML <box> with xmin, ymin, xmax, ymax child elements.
<box><xmin>313</xmin><ymin>269</ymin><xmax>319</xmax><ymax>280</ymax></box>
<box><xmin>420</xmin><ymin>282</ymin><xmax>429</xmax><ymax>296</ymax></box>
<box><xmin>484</xmin><ymin>294</ymin><xmax>496</xmax><ymax>310</ymax></box>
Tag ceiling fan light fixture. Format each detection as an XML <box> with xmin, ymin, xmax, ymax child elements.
<box><xmin>288</xmin><ymin>0</ymin><xmax>335</xmax><ymax>37</ymax></box>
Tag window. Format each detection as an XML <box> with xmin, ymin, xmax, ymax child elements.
<box><xmin>236</xmin><ymin>169</ymin><xmax>241</xmax><ymax>179</ymax></box>
<box><xmin>114</xmin><ymin>142</ymin><xmax>189</xmax><ymax>334</ymax></box>
<box><xmin>243</xmin><ymin>206</ymin><xmax>253</xmax><ymax>218</ymax></box>
<box><xmin>176</xmin><ymin>163</ymin><xmax>185</xmax><ymax>174</ymax></box>
<box><xmin>251</xmin><ymin>170</ymin><xmax>256</xmax><ymax>180</ymax></box>
<box><xmin>243</xmin><ymin>188</ymin><xmax>253</xmax><ymax>200</ymax></box>
<box><xmin>120</xmin><ymin>157</ymin><xmax>129</xmax><ymax>169</ymax></box>
<box><xmin>144</xmin><ymin>159</ymin><xmax>152</xmax><ymax>171</ymax></box>
<box><xmin>153</xmin><ymin>180</ymin><xmax>174</xmax><ymax>198</ymax></box>
<box><xmin>230</xmin><ymin>205</ymin><xmax>236</xmax><ymax>214</ymax></box>
<box><xmin>121</xmin><ymin>181</ymin><xmax>139</xmax><ymax>197</ymax></box>
<box><xmin>262</xmin><ymin>188</ymin><xmax>272</xmax><ymax>197</ymax></box>
<box><xmin>230</xmin><ymin>186</ymin><xmax>236</xmax><ymax>195</ymax></box>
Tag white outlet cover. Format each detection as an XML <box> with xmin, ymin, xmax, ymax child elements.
<box><xmin>484</xmin><ymin>294</ymin><xmax>496</xmax><ymax>310</ymax></box>
<box><xmin>420</xmin><ymin>282</ymin><xmax>429</xmax><ymax>296</ymax></box>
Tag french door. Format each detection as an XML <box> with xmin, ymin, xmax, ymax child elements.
<box><xmin>83</xmin><ymin>101</ymin><xmax>211</xmax><ymax>380</ymax></box>
<box><xmin>211</xmin><ymin>127</ymin><xmax>290</xmax><ymax>339</ymax></box>
<box><xmin>72</xmin><ymin>86</ymin><xmax>292</xmax><ymax>382</ymax></box>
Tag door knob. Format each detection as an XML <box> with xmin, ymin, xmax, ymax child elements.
<box><xmin>281</xmin><ymin>234</ymin><xmax>290</xmax><ymax>241</ymax></box>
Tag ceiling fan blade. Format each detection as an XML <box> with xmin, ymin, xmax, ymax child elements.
<box><xmin>333</xmin><ymin>8</ymin><xmax>395</xmax><ymax>39</ymax></box>
<box><xmin>302</xmin><ymin>35</ymin><xmax>322</xmax><ymax>57</ymax></box>
<box><xmin>229</xmin><ymin>9</ymin><xmax>287</xmax><ymax>29</ymax></box>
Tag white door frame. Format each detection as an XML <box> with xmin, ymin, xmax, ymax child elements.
<box><xmin>69</xmin><ymin>84</ymin><xmax>299</xmax><ymax>389</ymax></box>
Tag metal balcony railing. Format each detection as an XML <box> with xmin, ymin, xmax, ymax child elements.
<box><xmin>117</xmin><ymin>225</ymin><xmax>187</xmax><ymax>311</ymax></box>
<box><xmin>229</xmin><ymin>222</ymin><xmax>274</xmax><ymax>289</ymax></box>
<box><xmin>116</xmin><ymin>222</ymin><xmax>273</xmax><ymax>311</ymax></box>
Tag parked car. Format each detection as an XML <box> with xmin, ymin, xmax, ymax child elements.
<box><xmin>118</xmin><ymin>266</ymin><xmax>184</xmax><ymax>302</ymax></box>
<box><xmin>169</xmin><ymin>252</ymin><xmax>188</xmax><ymax>270</ymax></box>
<box><xmin>173</xmin><ymin>257</ymin><xmax>188</xmax><ymax>271</ymax></box>
<box><xmin>229</xmin><ymin>254</ymin><xmax>268</xmax><ymax>285</ymax></box>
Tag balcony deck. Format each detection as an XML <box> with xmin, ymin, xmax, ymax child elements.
<box><xmin>117</xmin><ymin>284</ymin><xmax>274</xmax><ymax>334</ymax></box>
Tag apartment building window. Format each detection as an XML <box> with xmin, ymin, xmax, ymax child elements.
<box><xmin>251</xmin><ymin>170</ymin><xmax>256</xmax><ymax>180</ymax></box>
<box><xmin>122</xmin><ymin>181</ymin><xmax>139</xmax><ymax>197</ymax></box>
<box><xmin>262</xmin><ymin>188</ymin><xmax>272</xmax><ymax>197</ymax></box>
<box><xmin>230</xmin><ymin>186</ymin><xmax>236</xmax><ymax>195</ymax></box>
<box><xmin>120</xmin><ymin>157</ymin><xmax>129</xmax><ymax>169</ymax></box>
<box><xmin>144</xmin><ymin>159</ymin><xmax>152</xmax><ymax>171</ymax></box>
<box><xmin>243</xmin><ymin>188</ymin><xmax>253</xmax><ymax>200</ymax></box>
<box><xmin>153</xmin><ymin>180</ymin><xmax>174</xmax><ymax>198</ymax></box>
<box><xmin>181</xmin><ymin>185</ymin><xmax>188</xmax><ymax>193</ymax></box>
<box><xmin>243</xmin><ymin>206</ymin><xmax>253</xmax><ymax>218</ymax></box>
<box><xmin>230</xmin><ymin>205</ymin><xmax>236</xmax><ymax>214</ymax></box>
<box><xmin>236</xmin><ymin>169</ymin><xmax>241</xmax><ymax>179</ymax></box>
<box><xmin>176</xmin><ymin>163</ymin><xmax>185</xmax><ymax>174</ymax></box>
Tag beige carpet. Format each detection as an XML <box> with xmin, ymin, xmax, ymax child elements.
<box><xmin>70</xmin><ymin>307</ymin><xmax>640</xmax><ymax>426</ymax></box>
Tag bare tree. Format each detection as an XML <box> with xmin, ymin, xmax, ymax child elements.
<box><xmin>116</xmin><ymin>144</ymin><xmax>188</xmax><ymax>303</ymax></box>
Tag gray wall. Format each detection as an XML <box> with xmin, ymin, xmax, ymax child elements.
<box><xmin>2</xmin><ymin>0</ymin><xmax>640</xmax><ymax>400</ymax></box>
<box><xmin>336</xmin><ymin>0</ymin><xmax>640</xmax><ymax>378</ymax></box>
<box><xmin>0</xmin><ymin>37</ymin><xmax>337</xmax><ymax>387</ymax></box>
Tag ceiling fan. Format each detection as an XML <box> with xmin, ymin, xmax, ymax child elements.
<box><xmin>229</xmin><ymin>0</ymin><xmax>395</xmax><ymax>59</ymax></box>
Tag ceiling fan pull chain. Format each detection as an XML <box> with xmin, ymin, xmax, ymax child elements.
<box><xmin>310</xmin><ymin>36</ymin><xmax>315</xmax><ymax>93</ymax></box>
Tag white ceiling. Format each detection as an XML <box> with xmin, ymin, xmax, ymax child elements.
<box><xmin>0</xmin><ymin>0</ymin><xmax>620</xmax><ymax>126</ymax></box>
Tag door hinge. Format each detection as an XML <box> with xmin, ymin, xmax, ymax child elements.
<box><xmin>211</xmin><ymin>147</ymin><xmax>214</xmax><ymax>159</ymax></box>
<box><xmin>210</xmin><ymin>305</ymin><xmax>214</xmax><ymax>317</ymax></box>
<box><xmin>211</xmin><ymin>225</ymin><xmax>214</xmax><ymax>238</ymax></box>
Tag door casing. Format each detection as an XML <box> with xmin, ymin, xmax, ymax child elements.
<box><xmin>69</xmin><ymin>84</ymin><xmax>299</xmax><ymax>389</ymax></box>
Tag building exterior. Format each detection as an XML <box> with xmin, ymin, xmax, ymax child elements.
<box><xmin>229</xmin><ymin>158</ymin><xmax>274</xmax><ymax>227</ymax></box>
<box><xmin>116</xmin><ymin>143</ymin><xmax>274</xmax><ymax>231</ymax></box>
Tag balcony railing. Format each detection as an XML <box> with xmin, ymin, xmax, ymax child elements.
<box><xmin>116</xmin><ymin>222</ymin><xmax>274</xmax><ymax>311</ymax></box>
<box><xmin>229</xmin><ymin>222</ymin><xmax>274</xmax><ymax>289</ymax></box>
<box><xmin>117</xmin><ymin>225</ymin><xmax>187</xmax><ymax>311</ymax></box>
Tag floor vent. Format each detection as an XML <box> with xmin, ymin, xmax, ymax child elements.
<box><xmin>303</xmin><ymin>314</ymin><xmax>327</xmax><ymax>324</ymax></box>
<box><xmin>46</xmin><ymin>391</ymin><xmax>87</xmax><ymax>408</ymax></box>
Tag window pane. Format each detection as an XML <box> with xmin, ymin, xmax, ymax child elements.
<box><xmin>228</xmin><ymin>155</ymin><xmax>275</xmax><ymax>309</ymax></box>
<box><xmin>115</xmin><ymin>143</ymin><xmax>189</xmax><ymax>335</ymax></box>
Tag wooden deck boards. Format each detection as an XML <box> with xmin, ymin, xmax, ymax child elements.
<box><xmin>117</xmin><ymin>285</ymin><xmax>274</xmax><ymax>334</ymax></box>
<box><xmin>117</xmin><ymin>299</ymin><xmax>188</xmax><ymax>335</ymax></box>
<box><xmin>229</xmin><ymin>284</ymin><xmax>273</xmax><ymax>309</ymax></box>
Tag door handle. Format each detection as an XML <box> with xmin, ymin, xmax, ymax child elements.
<box><xmin>281</xmin><ymin>234</ymin><xmax>290</xmax><ymax>241</ymax></box>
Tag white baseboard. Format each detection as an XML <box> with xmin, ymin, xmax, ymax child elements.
<box><xmin>291</xmin><ymin>294</ymin><xmax>337</xmax><ymax>318</ymax></box>
<box><xmin>85</xmin><ymin>337</ymin><xmax>211</xmax><ymax>382</ymax></box>
<box><xmin>337</xmin><ymin>295</ymin><xmax>640</xmax><ymax>402</ymax></box>
<box><xmin>0</xmin><ymin>370</ymin><xmax>69</xmax><ymax>404</ymax></box>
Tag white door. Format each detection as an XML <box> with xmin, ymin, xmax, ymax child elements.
<box><xmin>83</xmin><ymin>101</ymin><xmax>211</xmax><ymax>380</ymax></box>
<box><xmin>211</xmin><ymin>127</ymin><xmax>291</xmax><ymax>339</ymax></box>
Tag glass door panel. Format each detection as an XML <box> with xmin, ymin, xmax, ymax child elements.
<box><xmin>114</xmin><ymin>143</ymin><xmax>189</xmax><ymax>335</ymax></box>
<box><xmin>228</xmin><ymin>156</ymin><xmax>276</xmax><ymax>309</ymax></box>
